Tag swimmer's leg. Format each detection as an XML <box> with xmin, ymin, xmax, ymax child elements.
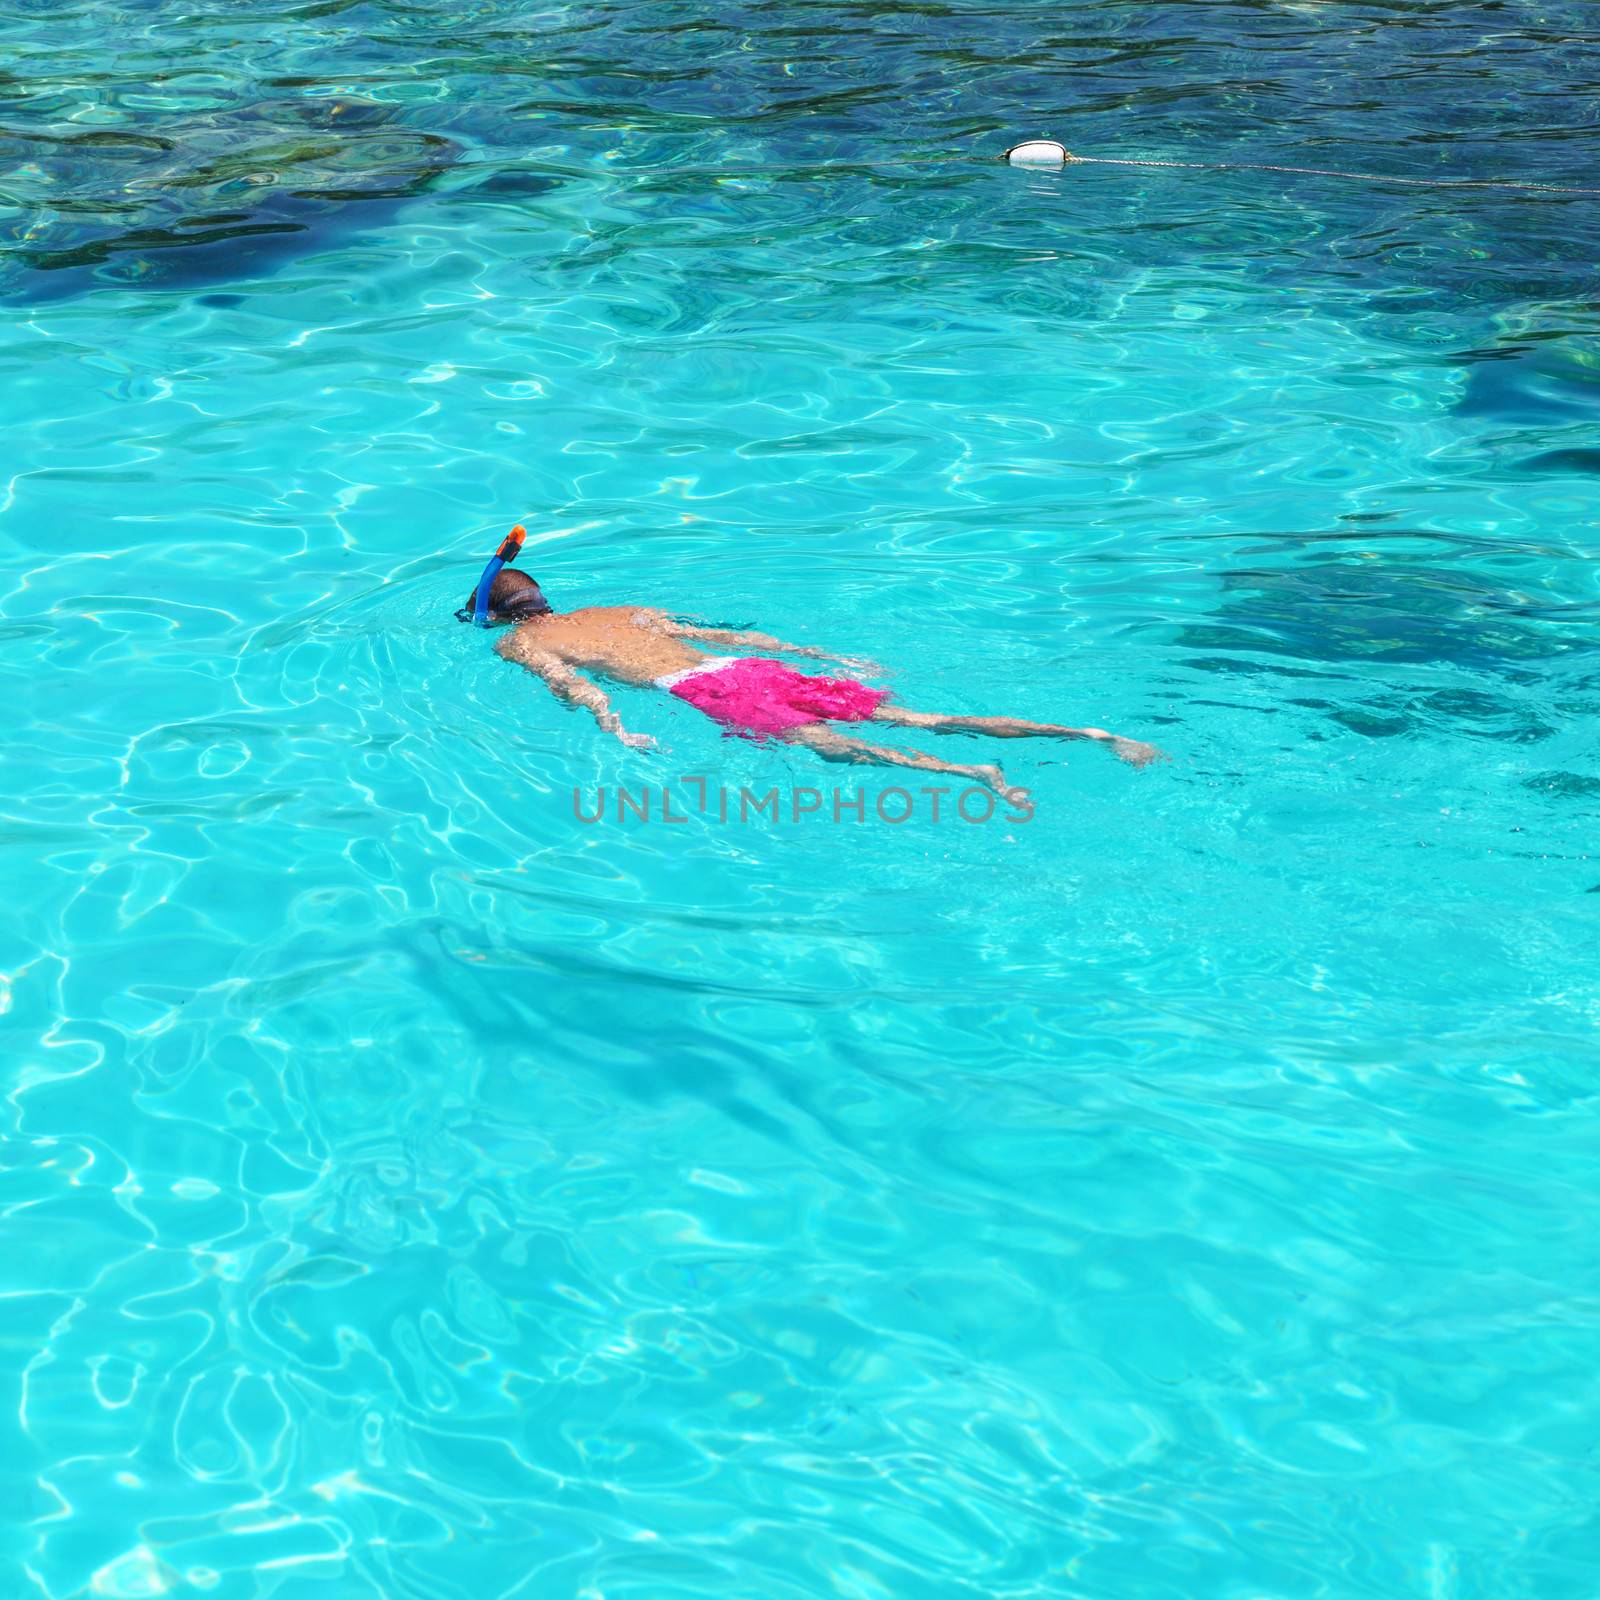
<box><xmin>872</xmin><ymin>704</ymin><xmax>1165</xmax><ymax>767</ymax></box>
<box><xmin>786</xmin><ymin>723</ymin><xmax>1012</xmax><ymax>796</ymax></box>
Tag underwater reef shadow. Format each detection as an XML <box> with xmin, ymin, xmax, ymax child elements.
<box><xmin>1446</xmin><ymin>327</ymin><xmax>1600</xmax><ymax>478</ymax></box>
<box><xmin>1173</xmin><ymin>539</ymin><xmax>1598</xmax><ymax>742</ymax></box>
<box><xmin>0</xmin><ymin>97</ymin><xmax>463</xmax><ymax>302</ymax></box>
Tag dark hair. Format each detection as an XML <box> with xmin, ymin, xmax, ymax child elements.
<box><xmin>463</xmin><ymin>567</ymin><xmax>552</xmax><ymax>623</ymax></box>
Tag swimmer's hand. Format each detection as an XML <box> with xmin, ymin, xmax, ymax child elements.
<box><xmin>599</xmin><ymin>712</ymin><xmax>654</xmax><ymax>750</ymax></box>
<box><xmin>1109</xmin><ymin>737</ymin><xmax>1165</xmax><ymax>768</ymax></box>
<box><xmin>1075</xmin><ymin>728</ymin><xmax>1166</xmax><ymax>767</ymax></box>
<box><xmin>831</xmin><ymin>654</ymin><xmax>887</xmax><ymax>679</ymax></box>
<box><xmin>765</xmin><ymin>642</ymin><xmax>884</xmax><ymax>678</ymax></box>
<box><xmin>658</xmin><ymin>620</ymin><xmax>883</xmax><ymax>680</ymax></box>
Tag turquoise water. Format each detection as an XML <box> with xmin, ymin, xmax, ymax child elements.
<box><xmin>5</xmin><ymin>2</ymin><xmax>1600</xmax><ymax>1595</ymax></box>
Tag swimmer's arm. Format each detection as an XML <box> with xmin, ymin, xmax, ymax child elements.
<box><xmin>496</xmin><ymin>640</ymin><xmax>654</xmax><ymax>749</ymax></box>
<box><xmin>652</xmin><ymin>615</ymin><xmax>882</xmax><ymax>677</ymax></box>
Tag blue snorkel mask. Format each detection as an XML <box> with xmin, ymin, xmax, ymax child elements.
<box><xmin>456</xmin><ymin>524</ymin><xmax>528</xmax><ymax>625</ymax></box>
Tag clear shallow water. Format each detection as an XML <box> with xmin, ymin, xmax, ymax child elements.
<box><xmin>4</xmin><ymin>2</ymin><xmax>1600</xmax><ymax>1596</ymax></box>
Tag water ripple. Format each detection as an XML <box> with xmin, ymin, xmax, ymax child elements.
<box><xmin>4</xmin><ymin>2</ymin><xmax>1600</xmax><ymax>1597</ymax></box>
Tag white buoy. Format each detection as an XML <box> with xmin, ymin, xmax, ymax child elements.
<box><xmin>1005</xmin><ymin>139</ymin><xmax>1071</xmax><ymax>166</ymax></box>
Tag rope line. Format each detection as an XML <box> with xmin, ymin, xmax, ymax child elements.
<box><xmin>1063</xmin><ymin>153</ymin><xmax>1600</xmax><ymax>195</ymax></box>
<box><xmin>608</xmin><ymin>149</ymin><xmax>1600</xmax><ymax>196</ymax></box>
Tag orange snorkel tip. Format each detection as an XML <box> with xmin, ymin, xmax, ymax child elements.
<box><xmin>464</xmin><ymin>523</ymin><xmax>531</xmax><ymax>626</ymax></box>
<box><xmin>495</xmin><ymin>524</ymin><xmax>527</xmax><ymax>564</ymax></box>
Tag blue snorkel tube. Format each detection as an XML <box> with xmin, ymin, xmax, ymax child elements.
<box><xmin>458</xmin><ymin>524</ymin><xmax>527</xmax><ymax>625</ymax></box>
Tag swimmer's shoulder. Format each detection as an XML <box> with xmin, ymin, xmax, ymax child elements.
<box><xmin>494</xmin><ymin>624</ymin><xmax>552</xmax><ymax>664</ymax></box>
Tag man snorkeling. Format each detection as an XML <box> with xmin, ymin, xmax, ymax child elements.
<box><xmin>460</xmin><ymin>528</ymin><xmax>1164</xmax><ymax>796</ymax></box>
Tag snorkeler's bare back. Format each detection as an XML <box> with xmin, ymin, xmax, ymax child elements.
<box><xmin>496</xmin><ymin>606</ymin><xmax>703</xmax><ymax>685</ymax></box>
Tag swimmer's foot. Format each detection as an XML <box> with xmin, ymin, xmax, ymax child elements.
<box><xmin>1108</xmin><ymin>737</ymin><xmax>1166</xmax><ymax>768</ymax></box>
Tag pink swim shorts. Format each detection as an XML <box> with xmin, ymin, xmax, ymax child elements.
<box><xmin>663</xmin><ymin>656</ymin><xmax>888</xmax><ymax>738</ymax></box>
